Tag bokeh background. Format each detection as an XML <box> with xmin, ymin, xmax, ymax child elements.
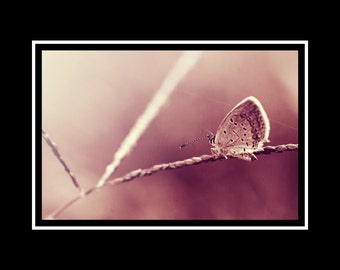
<box><xmin>41</xmin><ymin>50</ymin><xmax>298</xmax><ymax>220</ymax></box>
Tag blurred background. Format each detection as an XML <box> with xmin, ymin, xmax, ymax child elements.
<box><xmin>41</xmin><ymin>50</ymin><xmax>298</xmax><ymax>220</ymax></box>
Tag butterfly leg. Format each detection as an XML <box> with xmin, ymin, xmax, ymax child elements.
<box><xmin>232</xmin><ymin>152</ymin><xmax>258</xmax><ymax>161</ymax></box>
<box><xmin>211</xmin><ymin>147</ymin><xmax>229</xmax><ymax>159</ymax></box>
<box><xmin>250</xmin><ymin>153</ymin><xmax>258</xmax><ymax>161</ymax></box>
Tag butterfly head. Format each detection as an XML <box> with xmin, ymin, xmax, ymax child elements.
<box><xmin>207</xmin><ymin>133</ymin><xmax>215</xmax><ymax>145</ymax></box>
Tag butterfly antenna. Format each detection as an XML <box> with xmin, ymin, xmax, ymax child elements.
<box><xmin>179</xmin><ymin>136</ymin><xmax>209</xmax><ymax>149</ymax></box>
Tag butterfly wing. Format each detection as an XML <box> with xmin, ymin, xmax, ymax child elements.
<box><xmin>212</xmin><ymin>96</ymin><xmax>270</xmax><ymax>161</ymax></box>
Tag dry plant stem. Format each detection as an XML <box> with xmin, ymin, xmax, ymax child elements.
<box><xmin>45</xmin><ymin>143</ymin><xmax>298</xmax><ymax>219</ymax></box>
<box><xmin>42</xmin><ymin>128</ymin><xmax>83</xmax><ymax>194</ymax></box>
<box><xmin>96</xmin><ymin>51</ymin><xmax>203</xmax><ymax>188</ymax></box>
<box><xmin>45</xmin><ymin>186</ymin><xmax>99</xmax><ymax>219</ymax></box>
<box><xmin>106</xmin><ymin>144</ymin><xmax>299</xmax><ymax>185</ymax></box>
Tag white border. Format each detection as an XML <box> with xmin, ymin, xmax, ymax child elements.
<box><xmin>32</xmin><ymin>40</ymin><xmax>307</xmax><ymax>45</ymax></box>
<box><xmin>33</xmin><ymin>40</ymin><xmax>308</xmax><ymax>230</ymax></box>
<box><xmin>32</xmin><ymin>43</ymin><xmax>36</xmax><ymax>229</ymax></box>
<box><xmin>304</xmin><ymin>42</ymin><xmax>309</xmax><ymax>229</ymax></box>
<box><xmin>35</xmin><ymin>226</ymin><xmax>308</xmax><ymax>230</ymax></box>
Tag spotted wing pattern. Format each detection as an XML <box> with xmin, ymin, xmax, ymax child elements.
<box><xmin>210</xmin><ymin>96</ymin><xmax>270</xmax><ymax>161</ymax></box>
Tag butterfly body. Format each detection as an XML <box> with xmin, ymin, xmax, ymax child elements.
<box><xmin>210</xmin><ymin>96</ymin><xmax>270</xmax><ymax>161</ymax></box>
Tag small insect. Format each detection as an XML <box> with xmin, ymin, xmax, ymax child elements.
<box><xmin>208</xmin><ymin>96</ymin><xmax>270</xmax><ymax>161</ymax></box>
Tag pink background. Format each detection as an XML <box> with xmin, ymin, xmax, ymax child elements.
<box><xmin>42</xmin><ymin>50</ymin><xmax>298</xmax><ymax>220</ymax></box>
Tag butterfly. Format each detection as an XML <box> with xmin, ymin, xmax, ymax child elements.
<box><xmin>208</xmin><ymin>96</ymin><xmax>270</xmax><ymax>161</ymax></box>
